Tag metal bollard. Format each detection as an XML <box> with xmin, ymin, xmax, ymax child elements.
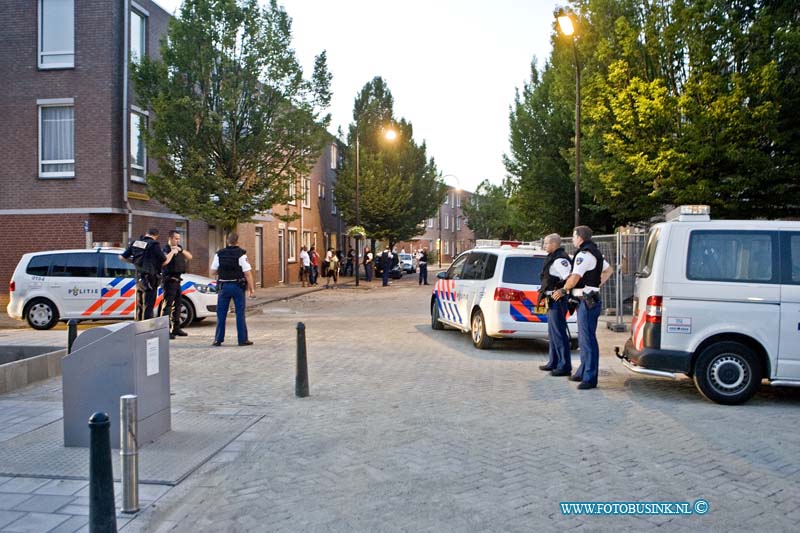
<box><xmin>295</xmin><ymin>322</ymin><xmax>309</xmax><ymax>398</ymax></box>
<box><xmin>120</xmin><ymin>395</ymin><xmax>139</xmax><ymax>514</ymax></box>
<box><xmin>89</xmin><ymin>412</ymin><xmax>118</xmax><ymax>533</ymax></box>
<box><xmin>67</xmin><ymin>319</ymin><xmax>78</xmax><ymax>353</ymax></box>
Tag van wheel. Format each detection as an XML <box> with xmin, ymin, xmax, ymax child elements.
<box><xmin>431</xmin><ymin>300</ymin><xmax>444</xmax><ymax>330</ymax></box>
<box><xmin>693</xmin><ymin>342</ymin><xmax>761</xmax><ymax>405</ymax></box>
<box><xmin>471</xmin><ymin>309</ymin><xmax>494</xmax><ymax>349</ymax></box>
<box><xmin>179</xmin><ymin>300</ymin><xmax>196</xmax><ymax>329</ymax></box>
<box><xmin>25</xmin><ymin>298</ymin><xmax>60</xmax><ymax>330</ymax></box>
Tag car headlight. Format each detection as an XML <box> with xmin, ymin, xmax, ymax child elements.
<box><xmin>195</xmin><ymin>283</ymin><xmax>217</xmax><ymax>294</ymax></box>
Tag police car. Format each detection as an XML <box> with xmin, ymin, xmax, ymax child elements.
<box><xmin>619</xmin><ymin>205</ymin><xmax>800</xmax><ymax>405</ymax></box>
<box><xmin>431</xmin><ymin>242</ymin><xmax>579</xmax><ymax>349</ymax></box>
<box><xmin>6</xmin><ymin>247</ymin><xmax>218</xmax><ymax>330</ymax></box>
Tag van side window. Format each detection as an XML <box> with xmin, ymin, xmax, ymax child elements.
<box><xmin>50</xmin><ymin>253</ymin><xmax>99</xmax><ymax>278</ymax></box>
<box><xmin>687</xmin><ymin>231</ymin><xmax>777</xmax><ymax>283</ymax></box>
<box><xmin>26</xmin><ymin>255</ymin><xmax>52</xmax><ymax>276</ymax></box>
<box><xmin>462</xmin><ymin>253</ymin><xmax>488</xmax><ymax>280</ymax></box>
<box><xmin>446</xmin><ymin>254</ymin><xmax>469</xmax><ymax>280</ymax></box>
<box><xmin>637</xmin><ymin>227</ymin><xmax>660</xmax><ymax>278</ymax></box>
<box><xmin>483</xmin><ymin>254</ymin><xmax>498</xmax><ymax>280</ymax></box>
<box><xmin>502</xmin><ymin>256</ymin><xmax>545</xmax><ymax>285</ymax></box>
<box><xmin>102</xmin><ymin>253</ymin><xmax>136</xmax><ymax>277</ymax></box>
<box><xmin>784</xmin><ymin>233</ymin><xmax>800</xmax><ymax>284</ymax></box>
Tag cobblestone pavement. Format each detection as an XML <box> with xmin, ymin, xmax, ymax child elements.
<box><xmin>3</xmin><ymin>275</ymin><xmax>800</xmax><ymax>531</ymax></box>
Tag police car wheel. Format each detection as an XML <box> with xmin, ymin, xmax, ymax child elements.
<box><xmin>179</xmin><ymin>301</ymin><xmax>195</xmax><ymax>329</ymax></box>
<box><xmin>470</xmin><ymin>309</ymin><xmax>494</xmax><ymax>349</ymax></box>
<box><xmin>431</xmin><ymin>301</ymin><xmax>444</xmax><ymax>330</ymax></box>
<box><xmin>25</xmin><ymin>298</ymin><xmax>60</xmax><ymax>330</ymax></box>
<box><xmin>693</xmin><ymin>341</ymin><xmax>761</xmax><ymax>405</ymax></box>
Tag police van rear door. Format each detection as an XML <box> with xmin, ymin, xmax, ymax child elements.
<box><xmin>97</xmin><ymin>252</ymin><xmax>138</xmax><ymax>318</ymax></box>
<box><xmin>778</xmin><ymin>230</ymin><xmax>800</xmax><ymax>379</ymax></box>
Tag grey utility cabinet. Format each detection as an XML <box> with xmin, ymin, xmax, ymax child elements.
<box><xmin>62</xmin><ymin>317</ymin><xmax>171</xmax><ymax>448</ymax></box>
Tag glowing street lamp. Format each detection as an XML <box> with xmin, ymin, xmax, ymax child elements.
<box><xmin>556</xmin><ymin>8</ymin><xmax>581</xmax><ymax>227</ymax></box>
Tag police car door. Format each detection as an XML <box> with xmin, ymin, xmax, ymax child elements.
<box><xmin>778</xmin><ymin>231</ymin><xmax>800</xmax><ymax>379</ymax></box>
<box><xmin>47</xmin><ymin>252</ymin><xmax>103</xmax><ymax>318</ymax></box>
<box><xmin>98</xmin><ymin>252</ymin><xmax>138</xmax><ymax>318</ymax></box>
<box><xmin>460</xmin><ymin>252</ymin><xmax>489</xmax><ymax>328</ymax></box>
<box><xmin>436</xmin><ymin>253</ymin><xmax>469</xmax><ymax>329</ymax></box>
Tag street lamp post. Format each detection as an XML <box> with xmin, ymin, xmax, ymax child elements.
<box><xmin>557</xmin><ymin>10</ymin><xmax>581</xmax><ymax>228</ymax></box>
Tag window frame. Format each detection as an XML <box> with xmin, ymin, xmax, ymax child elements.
<box><xmin>781</xmin><ymin>231</ymin><xmax>800</xmax><ymax>285</ymax></box>
<box><xmin>38</xmin><ymin>0</ymin><xmax>75</xmax><ymax>70</ymax></box>
<box><xmin>130</xmin><ymin>7</ymin><xmax>147</xmax><ymax>65</ymax></box>
<box><xmin>287</xmin><ymin>180</ymin><xmax>297</xmax><ymax>206</ymax></box>
<box><xmin>686</xmin><ymin>229</ymin><xmax>779</xmax><ymax>284</ymax></box>
<box><xmin>38</xmin><ymin>100</ymin><xmax>75</xmax><ymax>179</ymax></box>
<box><xmin>130</xmin><ymin>108</ymin><xmax>148</xmax><ymax>182</ymax></box>
<box><xmin>331</xmin><ymin>187</ymin><xmax>337</xmax><ymax>215</ymax></box>
<box><xmin>287</xmin><ymin>229</ymin><xmax>297</xmax><ymax>262</ymax></box>
<box><xmin>302</xmin><ymin>178</ymin><xmax>311</xmax><ymax>208</ymax></box>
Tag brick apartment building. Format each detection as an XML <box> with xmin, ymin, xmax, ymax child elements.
<box><xmin>0</xmin><ymin>0</ymin><xmax>348</xmax><ymax>305</ymax></box>
<box><xmin>398</xmin><ymin>187</ymin><xmax>476</xmax><ymax>265</ymax></box>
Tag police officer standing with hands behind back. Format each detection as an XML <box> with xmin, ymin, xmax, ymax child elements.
<box><xmin>160</xmin><ymin>230</ymin><xmax>193</xmax><ymax>339</ymax></box>
<box><xmin>210</xmin><ymin>232</ymin><xmax>255</xmax><ymax>347</ymax></box>
<box><xmin>538</xmin><ymin>234</ymin><xmax>573</xmax><ymax>376</ymax></box>
<box><xmin>552</xmin><ymin>226</ymin><xmax>613</xmax><ymax>390</ymax></box>
<box><xmin>121</xmin><ymin>228</ymin><xmax>179</xmax><ymax>321</ymax></box>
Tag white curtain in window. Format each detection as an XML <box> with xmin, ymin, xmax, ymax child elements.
<box><xmin>41</xmin><ymin>106</ymin><xmax>74</xmax><ymax>173</ymax></box>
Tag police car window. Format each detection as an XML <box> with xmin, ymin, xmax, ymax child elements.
<box><xmin>637</xmin><ymin>227</ymin><xmax>660</xmax><ymax>278</ymax></box>
<box><xmin>461</xmin><ymin>253</ymin><xmax>488</xmax><ymax>280</ymax></box>
<box><xmin>26</xmin><ymin>255</ymin><xmax>52</xmax><ymax>276</ymax></box>
<box><xmin>502</xmin><ymin>256</ymin><xmax>545</xmax><ymax>285</ymax></box>
<box><xmin>102</xmin><ymin>253</ymin><xmax>136</xmax><ymax>277</ymax></box>
<box><xmin>687</xmin><ymin>231</ymin><xmax>776</xmax><ymax>283</ymax></box>
<box><xmin>50</xmin><ymin>253</ymin><xmax>99</xmax><ymax>278</ymax></box>
<box><xmin>483</xmin><ymin>254</ymin><xmax>498</xmax><ymax>280</ymax></box>
<box><xmin>446</xmin><ymin>254</ymin><xmax>469</xmax><ymax>279</ymax></box>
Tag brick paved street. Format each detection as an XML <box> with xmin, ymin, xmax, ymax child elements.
<box><xmin>2</xmin><ymin>276</ymin><xmax>800</xmax><ymax>531</ymax></box>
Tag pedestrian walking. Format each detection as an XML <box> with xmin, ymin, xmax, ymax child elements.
<box><xmin>210</xmin><ymin>232</ymin><xmax>255</xmax><ymax>347</ymax></box>
<box><xmin>552</xmin><ymin>226</ymin><xmax>613</xmax><ymax>389</ymax></box>
<box><xmin>325</xmin><ymin>247</ymin><xmax>340</xmax><ymax>288</ymax></box>
<box><xmin>121</xmin><ymin>228</ymin><xmax>178</xmax><ymax>321</ymax></box>
<box><xmin>159</xmin><ymin>230</ymin><xmax>193</xmax><ymax>339</ymax></box>
<box><xmin>417</xmin><ymin>248</ymin><xmax>429</xmax><ymax>285</ymax></box>
<box><xmin>309</xmin><ymin>246</ymin><xmax>320</xmax><ymax>286</ymax></box>
<box><xmin>364</xmin><ymin>246</ymin><xmax>374</xmax><ymax>282</ymax></box>
<box><xmin>537</xmin><ymin>234</ymin><xmax>573</xmax><ymax>376</ymax></box>
<box><xmin>299</xmin><ymin>246</ymin><xmax>310</xmax><ymax>287</ymax></box>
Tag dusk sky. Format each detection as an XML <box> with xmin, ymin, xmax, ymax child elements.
<box><xmin>154</xmin><ymin>0</ymin><xmax>563</xmax><ymax>192</ymax></box>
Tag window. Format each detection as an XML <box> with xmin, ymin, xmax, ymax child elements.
<box><xmin>444</xmin><ymin>216</ymin><xmax>449</xmax><ymax>230</ymax></box>
<box><xmin>444</xmin><ymin>194</ymin><xmax>449</xmax><ymax>206</ymax></box>
<box><xmin>26</xmin><ymin>255</ymin><xmax>52</xmax><ymax>276</ymax></box>
<box><xmin>130</xmin><ymin>112</ymin><xmax>147</xmax><ymax>181</ymax></box>
<box><xmin>687</xmin><ymin>231</ymin><xmax>777</xmax><ymax>283</ymax></box>
<box><xmin>502</xmin><ymin>256</ymin><xmax>545</xmax><ymax>285</ymax></box>
<box><xmin>288</xmin><ymin>180</ymin><xmax>296</xmax><ymax>205</ymax></box>
<box><xmin>302</xmin><ymin>178</ymin><xmax>311</xmax><ymax>208</ymax></box>
<box><xmin>102</xmin><ymin>253</ymin><xmax>136</xmax><ymax>277</ymax></box>
<box><xmin>457</xmin><ymin>193</ymin><xmax>462</xmax><ymax>207</ymax></box>
<box><xmin>781</xmin><ymin>232</ymin><xmax>800</xmax><ymax>285</ymax></box>
<box><xmin>445</xmin><ymin>253</ymin><xmax>469</xmax><ymax>280</ymax></box>
<box><xmin>39</xmin><ymin>103</ymin><xmax>74</xmax><ymax>178</ymax></box>
<box><xmin>330</xmin><ymin>144</ymin><xmax>337</xmax><ymax>169</ymax></box>
<box><xmin>130</xmin><ymin>9</ymin><xmax>146</xmax><ymax>64</ymax></box>
<box><xmin>427</xmin><ymin>218</ymin><xmax>434</xmax><ymax>228</ymax></box>
<box><xmin>50</xmin><ymin>253</ymin><xmax>99</xmax><ymax>278</ymax></box>
<box><xmin>318</xmin><ymin>183</ymin><xmax>325</xmax><ymax>199</ymax></box>
<box><xmin>288</xmin><ymin>229</ymin><xmax>297</xmax><ymax>262</ymax></box>
<box><xmin>331</xmin><ymin>187</ymin><xmax>337</xmax><ymax>215</ymax></box>
<box><xmin>39</xmin><ymin>0</ymin><xmax>74</xmax><ymax>68</ymax></box>
<box><xmin>462</xmin><ymin>253</ymin><xmax>489</xmax><ymax>280</ymax></box>
<box><xmin>636</xmin><ymin>227</ymin><xmax>661</xmax><ymax>278</ymax></box>
<box><xmin>302</xmin><ymin>231</ymin><xmax>311</xmax><ymax>250</ymax></box>
<box><xmin>443</xmin><ymin>240</ymin><xmax>450</xmax><ymax>255</ymax></box>
<box><xmin>456</xmin><ymin>217</ymin><xmax>461</xmax><ymax>230</ymax></box>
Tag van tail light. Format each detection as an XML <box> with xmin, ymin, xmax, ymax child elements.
<box><xmin>645</xmin><ymin>296</ymin><xmax>663</xmax><ymax>323</ymax></box>
<box><xmin>9</xmin><ymin>281</ymin><xmax>15</xmax><ymax>293</ymax></box>
<box><xmin>494</xmin><ymin>287</ymin><xmax>525</xmax><ymax>301</ymax></box>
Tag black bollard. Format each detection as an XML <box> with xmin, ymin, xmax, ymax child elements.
<box><xmin>89</xmin><ymin>412</ymin><xmax>118</xmax><ymax>533</ymax></box>
<box><xmin>67</xmin><ymin>319</ymin><xmax>78</xmax><ymax>354</ymax></box>
<box><xmin>295</xmin><ymin>322</ymin><xmax>309</xmax><ymax>398</ymax></box>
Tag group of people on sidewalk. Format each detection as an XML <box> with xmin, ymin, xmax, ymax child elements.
<box><xmin>299</xmin><ymin>245</ymin><xmax>345</xmax><ymax>288</ymax></box>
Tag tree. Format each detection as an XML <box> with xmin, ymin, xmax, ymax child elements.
<box><xmin>132</xmin><ymin>0</ymin><xmax>332</xmax><ymax>232</ymax></box>
<box><xmin>334</xmin><ymin>77</ymin><xmax>445</xmax><ymax>245</ymax></box>
<box><xmin>461</xmin><ymin>179</ymin><xmax>517</xmax><ymax>240</ymax></box>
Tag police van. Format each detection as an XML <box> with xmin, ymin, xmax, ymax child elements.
<box><xmin>619</xmin><ymin>205</ymin><xmax>800</xmax><ymax>404</ymax></box>
<box><xmin>7</xmin><ymin>247</ymin><xmax>218</xmax><ymax>330</ymax></box>
<box><xmin>431</xmin><ymin>243</ymin><xmax>579</xmax><ymax>349</ymax></box>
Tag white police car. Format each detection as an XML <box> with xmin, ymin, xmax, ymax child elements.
<box><xmin>7</xmin><ymin>247</ymin><xmax>218</xmax><ymax>330</ymax></box>
<box><xmin>431</xmin><ymin>243</ymin><xmax>578</xmax><ymax>349</ymax></box>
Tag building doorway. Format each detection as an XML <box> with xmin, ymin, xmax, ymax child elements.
<box><xmin>254</xmin><ymin>226</ymin><xmax>263</xmax><ymax>287</ymax></box>
<box><xmin>278</xmin><ymin>229</ymin><xmax>286</xmax><ymax>283</ymax></box>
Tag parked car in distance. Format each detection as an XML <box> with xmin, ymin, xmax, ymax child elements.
<box><xmin>398</xmin><ymin>253</ymin><xmax>415</xmax><ymax>273</ymax></box>
<box><xmin>7</xmin><ymin>247</ymin><xmax>218</xmax><ymax>330</ymax></box>
<box><xmin>431</xmin><ymin>244</ymin><xmax>578</xmax><ymax>349</ymax></box>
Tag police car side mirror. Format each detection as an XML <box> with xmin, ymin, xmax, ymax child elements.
<box><xmin>437</xmin><ymin>271</ymin><xmax>447</xmax><ymax>280</ymax></box>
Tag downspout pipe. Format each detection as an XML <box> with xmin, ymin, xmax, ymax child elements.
<box><xmin>123</xmin><ymin>0</ymin><xmax>133</xmax><ymax>242</ymax></box>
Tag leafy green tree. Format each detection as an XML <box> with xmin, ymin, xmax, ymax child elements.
<box><xmin>132</xmin><ymin>0</ymin><xmax>332</xmax><ymax>231</ymax></box>
<box><xmin>334</xmin><ymin>77</ymin><xmax>445</xmax><ymax>246</ymax></box>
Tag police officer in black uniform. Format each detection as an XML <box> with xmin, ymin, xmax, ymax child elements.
<box><xmin>538</xmin><ymin>233</ymin><xmax>573</xmax><ymax>376</ymax></box>
<box><xmin>121</xmin><ymin>228</ymin><xmax>178</xmax><ymax>321</ymax></box>
<box><xmin>552</xmin><ymin>226</ymin><xmax>613</xmax><ymax>389</ymax></box>
<box><xmin>210</xmin><ymin>232</ymin><xmax>255</xmax><ymax>346</ymax></box>
<box><xmin>160</xmin><ymin>230</ymin><xmax>193</xmax><ymax>339</ymax></box>
<box><xmin>418</xmin><ymin>248</ymin><xmax>429</xmax><ymax>285</ymax></box>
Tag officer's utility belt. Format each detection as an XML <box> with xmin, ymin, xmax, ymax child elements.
<box><xmin>571</xmin><ymin>287</ymin><xmax>599</xmax><ymax>297</ymax></box>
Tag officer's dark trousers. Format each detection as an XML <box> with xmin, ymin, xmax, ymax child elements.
<box><xmin>215</xmin><ymin>282</ymin><xmax>248</xmax><ymax>344</ymax></box>
<box><xmin>546</xmin><ymin>298</ymin><xmax>572</xmax><ymax>372</ymax></box>
<box><xmin>575</xmin><ymin>297</ymin><xmax>602</xmax><ymax>385</ymax></box>
<box><xmin>365</xmin><ymin>264</ymin><xmax>373</xmax><ymax>282</ymax></box>
<box><xmin>418</xmin><ymin>263</ymin><xmax>428</xmax><ymax>285</ymax></box>
<box><xmin>159</xmin><ymin>277</ymin><xmax>182</xmax><ymax>333</ymax></box>
<box><xmin>135</xmin><ymin>276</ymin><xmax>157</xmax><ymax>321</ymax></box>
<box><xmin>382</xmin><ymin>267</ymin><xmax>390</xmax><ymax>286</ymax></box>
